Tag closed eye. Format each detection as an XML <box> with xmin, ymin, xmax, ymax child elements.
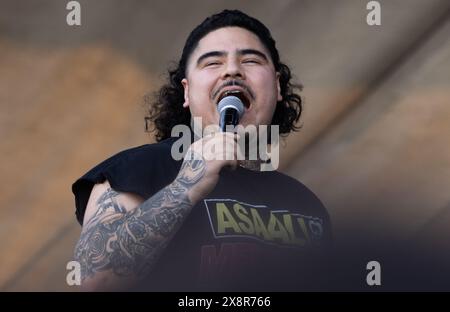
<box><xmin>205</xmin><ymin>61</ymin><xmax>222</xmax><ymax>67</ymax></box>
<box><xmin>242</xmin><ymin>59</ymin><xmax>261</xmax><ymax>64</ymax></box>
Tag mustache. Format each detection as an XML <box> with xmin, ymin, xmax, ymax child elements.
<box><xmin>211</xmin><ymin>79</ymin><xmax>255</xmax><ymax>101</ymax></box>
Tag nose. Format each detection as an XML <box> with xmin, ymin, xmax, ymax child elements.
<box><xmin>221</xmin><ymin>57</ymin><xmax>245</xmax><ymax>80</ymax></box>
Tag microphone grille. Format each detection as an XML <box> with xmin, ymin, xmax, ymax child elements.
<box><xmin>217</xmin><ymin>96</ymin><xmax>245</xmax><ymax>118</ymax></box>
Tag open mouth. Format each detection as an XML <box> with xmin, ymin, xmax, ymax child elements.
<box><xmin>217</xmin><ymin>89</ymin><xmax>251</xmax><ymax>109</ymax></box>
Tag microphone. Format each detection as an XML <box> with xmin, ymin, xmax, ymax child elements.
<box><xmin>217</xmin><ymin>96</ymin><xmax>244</xmax><ymax>132</ymax></box>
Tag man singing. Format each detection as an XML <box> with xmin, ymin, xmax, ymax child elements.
<box><xmin>72</xmin><ymin>9</ymin><xmax>331</xmax><ymax>291</ymax></box>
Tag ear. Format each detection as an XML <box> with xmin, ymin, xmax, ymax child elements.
<box><xmin>276</xmin><ymin>72</ymin><xmax>282</xmax><ymax>101</ymax></box>
<box><xmin>181</xmin><ymin>78</ymin><xmax>189</xmax><ymax>108</ymax></box>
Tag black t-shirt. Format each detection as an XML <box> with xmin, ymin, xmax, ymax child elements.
<box><xmin>72</xmin><ymin>137</ymin><xmax>332</xmax><ymax>291</ymax></box>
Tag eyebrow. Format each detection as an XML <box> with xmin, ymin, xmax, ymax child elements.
<box><xmin>196</xmin><ymin>49</ymin><xmax>269</xmax><ymax>66</ymax></box>
<box><xmin>238</xmin><ymin>49</ymin><xmax>268</xmax><ymax>62</ymax></box>
<box><xmin>196</xmin><ymin>51</ymin><xmax>226</xmax><ymax>66</ymax></box>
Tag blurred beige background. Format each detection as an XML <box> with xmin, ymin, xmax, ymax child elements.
<box><xmin>0</xmin><ymin>0</ymin><xmax>449</xmax><ymax>291</ymax></box>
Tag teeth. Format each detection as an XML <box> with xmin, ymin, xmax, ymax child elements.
<box><xmin>219</xmin><ymin>90</ymin><xmax>250</xmax><ymax>108</ymax></box>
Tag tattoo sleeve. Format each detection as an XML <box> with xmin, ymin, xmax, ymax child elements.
<box><xmin>74</xmin><ymin>152</ymin><xmax>205</xmax><ymax>283</ymax></box>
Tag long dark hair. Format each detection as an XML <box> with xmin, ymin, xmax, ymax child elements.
<box><xmin>145</xmin><ymin>9</ymin><xmax>303</xmax><ymax>142</ymax></box>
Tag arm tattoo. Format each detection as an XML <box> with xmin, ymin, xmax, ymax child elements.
<box><xmin>93</xmin><ymin>188</ymin><xmax>126</xmax><ymax>217</ymax></box>
<box><xmin>74</xmin><ymin>151</ymin><xmax>206</xmax><ymax>282</ymax></box>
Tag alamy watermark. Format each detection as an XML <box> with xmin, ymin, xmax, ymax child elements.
<box><xmin>366</xmin><ymin>260</ymin><xmax>381</xmax><ymax>286</ymax></box>
<box><xmin>66</xmin><ymin>1</ymin><xmax>81</xmax><ymax>26</ymax></box>
<box><xmin>64</xmin><ymin>1</ymin><xmax>381</xmax><ymax>29</ymax></box>
<box><xmin>170</xmin><ymin>117</ymin><xmax>280</xmax><ymax>171</ymax></box>
<box><xmin>66</xmin><ymin>260</ymin><xmax>81</xmax><ymax>286</ymax></box>
<box><xmin>366</xmin><ymin>1</ymin><xmax>381</xmax><ymax>26</ymax></box>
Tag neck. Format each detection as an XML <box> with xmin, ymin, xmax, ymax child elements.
<box><xmin>238</xmin><ymin>159</ymin><xmax>263</xmax><ymax>171</ymax></box>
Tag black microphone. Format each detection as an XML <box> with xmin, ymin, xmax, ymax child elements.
<box><xmin>217</xmin><ymin>96</ymin><xmax>244</xmax><ymax>132</ymax></box>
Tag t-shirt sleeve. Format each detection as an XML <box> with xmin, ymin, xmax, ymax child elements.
<box><xmin>71</xmin><ymin>140</ymin><xmax>181</xmax><ymax>225</ymax></box>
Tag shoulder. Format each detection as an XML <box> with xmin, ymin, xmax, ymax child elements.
<box><xmin>266</xmin><ymin>170</ymin><xmax>329</xmax><ymax>216</ymax></box>
<box><xmin>82</xmin><ymin>137</ymin><xmax>181</xmax><ymax>179</ymax></box>
<box><xmin>72</xmin><ymin>137</ymin><xmax>181</xmax><ymax>225</ymax></box>
<box><xmin>268</xmin><ymin>170</ymin><xmax>333</xmax><ymax>243</ymax></box>
<box><xmin>105</xmin><ymin>137</ymin><xmax>179</xmax><ymax>166</ymax></box>
<box><xmin>269</xmin><ymin>171</ymin><xmax>324</xmax><ymax>203</ymax></box>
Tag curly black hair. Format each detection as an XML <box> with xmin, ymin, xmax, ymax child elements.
<box><xmin>145</xmin><ymin>9</ymin><xmax>303</xmax><ymax>142</ymax></box>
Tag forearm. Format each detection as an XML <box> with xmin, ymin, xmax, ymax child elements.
<box><xmin>74</xmin><ymin>154</ymin><xmax>205</xmax><ymax>289</ymax></box>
